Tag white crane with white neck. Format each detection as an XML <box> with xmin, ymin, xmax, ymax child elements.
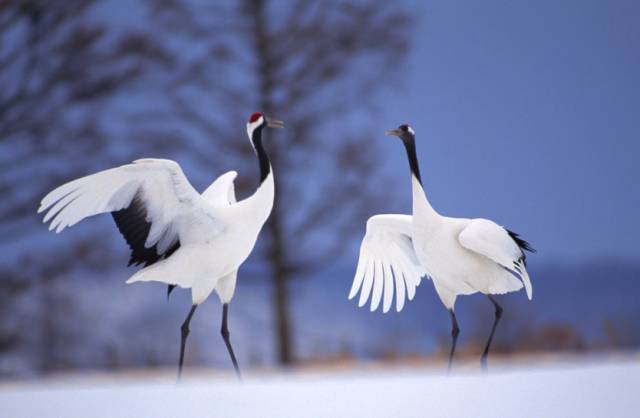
<box><xmin>38</xmin><ymin>112</ymin><xmax>283</xmax><ymax>379</ymax></box>
<box><xmin>349</xmin><ymin>124</ymin><xmax>534</xmax><ymax>371</ymax></box>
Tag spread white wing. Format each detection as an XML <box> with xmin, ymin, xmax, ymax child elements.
<box><xmin>458</xmin><ymin>218</ymin><xmax>533</xmax><ymax>299</ymax></box>
<box><xmin>201</xmin><ymin>170</ymin><xmax>237</xmax><ymax>207</ymax></box>
<box><xmin>349</xmin><ymin>214</ymin><xmax>426</xmax><ymax>313</ymax></box>
<box><xmin>38</xmin><ymin>159</ymin><xmax>220</xmax><ymax>266</ymax></box>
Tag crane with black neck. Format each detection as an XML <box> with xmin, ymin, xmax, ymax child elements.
<box><xmin>349</xmin><ymin>124</ymin><xmax>534</xmax><ymax>371</ymax></box>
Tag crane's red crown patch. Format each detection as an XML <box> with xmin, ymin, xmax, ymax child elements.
<box><xmin>249</xmin><ymin>112</ymin><xmax>263</xmax><ymax>123</ymax></box>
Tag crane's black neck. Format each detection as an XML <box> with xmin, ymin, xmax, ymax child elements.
<box><xmin>402</xmin><ymin>136</ymin><xmax>422</xmax><ymax>185</ymax></box>
<box><xmin>252</xmin><ymin>125</ymin><xmax>271</xmax><ymax>183</ymax></box>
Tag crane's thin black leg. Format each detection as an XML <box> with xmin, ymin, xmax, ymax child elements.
<box><xmin>221</xmin><ymin>303</ymin><xmax>242</xmax><ymax>380</ymax></box>
<box><xmin>448</xmin><ymin>309</ymin><xmax>460</xmax><ymax>374</ymax></box>
<box><xmin>481</xmin><ymin>295</ymin><xmax>503</xmax><ymax>372</ymax></box>
<box><xmin>177</xmin><ymin>304</ymin><xmax>198</xmax><ymax>381</ymax></box>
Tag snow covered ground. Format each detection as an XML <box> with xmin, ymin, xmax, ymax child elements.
<box><xmin>1</xmin><ymin>357</ymin><xmax>638</xmax><ymax>418</ymax></box>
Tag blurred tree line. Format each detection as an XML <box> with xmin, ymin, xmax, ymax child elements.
<box><xmin>0</xmin><ymin>0</ymin><xmax>411</xmax><ymax>374</ymax></box>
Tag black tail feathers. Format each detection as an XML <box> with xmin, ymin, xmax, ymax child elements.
<box><xmin>506</xmin><ymin>229</ymin><xmax>536</xmax><ymax>262</ymax></box>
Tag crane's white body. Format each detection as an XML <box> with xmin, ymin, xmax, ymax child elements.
<box><xmin>350</xmin><ymin>175</ymin><xmax>531</xmax><ymax>313</ymax></box>
<box><xmin>38</xmin><ymin>158</ymin><xmax>274</xmax><ymax>305</ymax></box>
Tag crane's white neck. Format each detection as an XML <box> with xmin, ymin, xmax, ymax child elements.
<box><xmin>411</xmin><ymin>174</ymin><xmax>437</xmax><ymax>220</ymax></box>
<box><xmin>250</xmin><ymin>169</ymin><xmax>274</xmax><ymax>223</ymax></box>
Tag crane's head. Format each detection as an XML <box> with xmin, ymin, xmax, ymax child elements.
<box><xmin>246</xmin><ymin>112</ymin><xmax>284</xmax><ymax>139</ymax></box>
<box><xmin>385</xmin><ymin>124</ymin><xmax>415</xmax><ymax>142</ymax></box>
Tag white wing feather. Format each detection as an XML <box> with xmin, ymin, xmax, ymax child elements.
<box><xmin>201</xmin><ymin>171</ymin><xmax>237</xmax><ymax>207</ymax></box>
<box><xmin>38</xmin><ymin>159</ymin><xmax>211</xmax><ymax>248</ymax></box>
<box><xmin>458</xmin><ymin>218</ymin><xmax>533</xmax><ymax>299</ymax></box>
<box><xmin>349</xmin><ymin>214</ymin><xmax>426</xmax><ymax>313</ymax></box>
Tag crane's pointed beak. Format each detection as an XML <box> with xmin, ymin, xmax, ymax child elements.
<box><xmin>385</xmin><ymin>128</ymin><xmax>401</xmax><ymax>137</ymax></box>
<box><xmin>266</xmin><ymin>117</ymin><xmax>284</xmax><ymax>129</ymax></box>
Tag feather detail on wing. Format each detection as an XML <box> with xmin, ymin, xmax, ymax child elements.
<box><xmin>38</xmin><ymin>159</ymin><xmax>216</xmax><ymax>267</ymax></box>
<box><xmin>458</xmin><ymin>219</ymin><xmax>534</xmax><ymax>300</ymax></box>
<box><xmin>349</xmin><ymin>214</ymin><xmax>426</xmax><ymax>313</ymax></box>
<box><xmin>201</xmin><ymin>171</ymin><xmax>237</xmax><ymax>207</ymax></box>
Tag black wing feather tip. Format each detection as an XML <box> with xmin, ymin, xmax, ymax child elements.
<box><xmin>506</xmin><ymin>229</ymin><xmax>536</xmax><ymax>253</ymax></box>
<box><xmin>112</xmin><ymin>193</ymin><xmax>181</xmax><ymax>268</ymax></box>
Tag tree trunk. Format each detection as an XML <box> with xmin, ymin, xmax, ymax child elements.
<box><xmin>249</xmin><ymin>0</ymin><xmax>294</xmax><ymax>365</ymax></box>
<box><xmin>268</xmin><ymin>209</ymin><xmax>294</xmax><ymax>364</ymax></box>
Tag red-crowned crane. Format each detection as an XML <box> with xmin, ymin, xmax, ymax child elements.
<box><xmin>349</xmin><ymin>124</ymin><xmax>534</xmax><ymax>371</ymax></box>
<box><xmin>38</xmin><ymin>112</ymin><xmax>283</xmax><ymax>379</ymax></box>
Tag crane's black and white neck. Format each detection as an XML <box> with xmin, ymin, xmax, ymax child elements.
<box><xmin>386</xmin><ymin>124</ymin><xmax>437</xmax><ymax>219</ymax></box>
<box><xmin>247</xmin><ymin>112</ymin><xmax>271</xmax><ymax>184</ymax></box>
<box><xmin>246</xmin><ymin>112</ymin><xmax>284</xmax><ymax>184</ymax></box>
<box><xmin>240</xmin><ymin>112</ymin><xmax>282</xmax><ymax>225</ymax></box>
<box><xmin>386</xmin><ymin>124</ymin><xmax>421</xmax><ymax>185</ymax></box>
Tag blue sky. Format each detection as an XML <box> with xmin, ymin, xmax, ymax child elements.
<box><xmin>373</xmin><ymin>0</ymin><xmax>640</xmax><ymax>263</ymax></box>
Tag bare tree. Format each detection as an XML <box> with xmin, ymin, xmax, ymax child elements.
<box><xmin>140</xmin><ymin>0</ymin><xmax>412</xmax><ymax>364</ymax></box>
<box><xmin>0</xmin><ymin>0</ymin><xmax>171</xmax><ymax>239</ymax></box>
<box><xmin>0</xmin><ymin>0</ymin><xmax>412</xmax><ymax>373</ymax></box>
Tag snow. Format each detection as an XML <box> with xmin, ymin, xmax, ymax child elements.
<box><xmin>1</xmin><ymin>359</ymin><xmax>638</xmax><ymax>418</ymax></box>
